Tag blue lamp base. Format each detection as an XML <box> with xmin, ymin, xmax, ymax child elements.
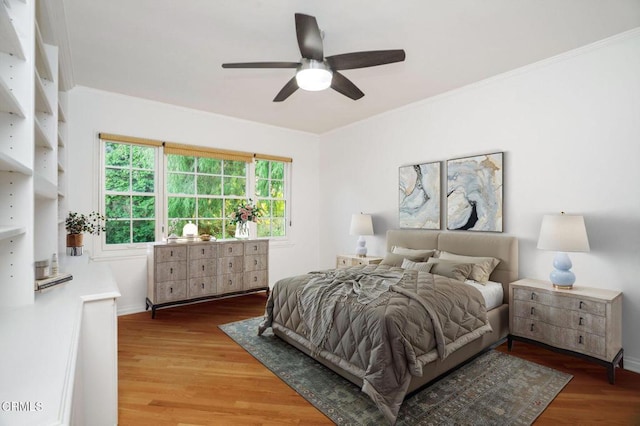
<box><xmin>355</xmin><ymin>236</ymin><xmax>368</xmax><ymax>257</ymax></box>
<box><xmin>550</xmin><ymin>251</ymin><xmax>576</xmax><ymax>289</ymax></box>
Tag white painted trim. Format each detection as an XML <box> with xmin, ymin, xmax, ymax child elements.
<box><xmin>623</xmin><ymin>355</ymin><xmax>640</xmax><ymax>374</ymax></box>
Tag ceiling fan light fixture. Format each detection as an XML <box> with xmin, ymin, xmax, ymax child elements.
<box><xmin>296</xmin><ymin>59</ymin><xmax>332</xmax><ymax>91</ymax></box>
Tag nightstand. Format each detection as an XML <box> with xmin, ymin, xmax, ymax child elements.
<box><xmin>336</xmin><ymin>254</ymin><xmax>383</xmax><ymax>269</ymax></box>
<box><xmin>508</xmin><ymin>278</ymin><xmax>623</xmax><ymax>384</ymax></box>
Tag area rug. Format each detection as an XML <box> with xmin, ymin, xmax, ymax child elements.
<box><xmin>220</xmin><ymin>317</ymin><xmax>572</xmax><ymax>425</ymax></box>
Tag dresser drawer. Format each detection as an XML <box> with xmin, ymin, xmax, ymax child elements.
<box><xmin>512</xmin><ymin>300</ymin><xmax>606</xmax><ymax>336</ymax></box>
<box><xmin>244</xmin><ymin>270</ymin><xmax>268</xmax><ymax>290</ymax></box>
<box><xmin>219</xmin><ymin>256</ymin><xmax>244</xmax><ymax>274</ymax></box>
<box><xmin>156</xmin><ymin>280</ymin><xmax>187</xmax><ymax>303</ymax></box>
<box><xmin>244</xmin><ymin>240</ymin><xmax>268</xmax><ymax>255</ymax></box>
<box><xmin>189</xmin><ymin>244</ymin><xmax>217</xmax><ymax>260</ymax></box>
<box><xmin>218</xmin><ymin>273</ymin><xmax>244</xmax><ymax>294</ymax></box>
<box><xmin>188</xmin><ymin>276</ymin><xmax>217</xmax><ymax>298</ymax></box>
<box><xmin>155</xmin><ymin>246</ymin><xmax>187</xmax><ymax>262</ymax></box>
<box><xmin>219</xmin><ymin>242</ymin><xmax>244</xmax><ymax>257</ymax></box>
<box><xmin>244</xmin><ymin>254</ymin><xmax>267</xmax><ymax>272</ymax></box>
<box><xmin>513</xmin><ymin>287</ymin><xmax>606</xmax><ymax>316</ymax></box>
<box><xmin>189</xmin><ymin>259</ymin><xmax>216</xmax><ymax>278</ymax></box>
<box><xmin>156</xmin><ymin>261</ymin><xmax>187</xmax><ymax>282</ymax></box>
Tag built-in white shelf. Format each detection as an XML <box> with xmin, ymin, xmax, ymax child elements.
<box><xmin>0</xmin><ymin>151</ymin><xmax>32</xmax><ymax>174</ymax></box>
<box><xmin>34</xmin><ymin>115</ymin><xmax>54</xmax><ymax>149</ymax></box>
<box><xmin>34</xmin><ymin>173</ymin><xmax>57</xmax><ymax>199</ymax></box>
<box><xmin>0</xmin><ymin>1</ymin><xmax>26</xmax><ymax>59</ymax></box>
<box><xmin>34</xmin><ymin>23</ymin><xmax>53</xmax><ymax>82</ymax></box>
<box><xmin>58</xmin><ymin>102</ymin><xmax>66</xmax><ymax>123</ymax></box>
<box><xmin>0</xmin><ymin>75</ymin><xmax>26</xmax><ymax>117</ymax></box>
<box><xmin>34</xmin><ymin>70</ymin><xmax>53</xmax><ymax>114</ymax></box>
<box><xmin>57</xmin><ymin>129</ymin><xmax>65</xmax><ymax>147</ymax></box>
<box><xmin>0</xmin><ymin>225</ymin><xmax>27</xmax><ymax>241</ymax></box>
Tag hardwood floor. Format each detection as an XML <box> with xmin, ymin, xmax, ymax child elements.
<box><xmin>119</xmin><ymin>294</ymin><xmax>640</xmax><ymax>425</ymax></box>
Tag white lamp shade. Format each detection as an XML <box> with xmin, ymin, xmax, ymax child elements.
<box><xmin>350</xmin><ymin>214</ymin><xmax>374</xmax><ymax>236</ymax></box>
<box><xmin>537</xmin><ymin>214</ymin><xmax>590</xmax><ymax>253</ymax></box>
<box><xmin>182</xmin><ymin>221</ymin><xmax>198</xmax><ymax>237</ymax></box>
<box><xmin>296</xmin><ymin>59</ymin><xmax>333</xmax><ymax>91</ymax></box>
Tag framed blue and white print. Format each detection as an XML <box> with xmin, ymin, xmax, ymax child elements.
<box><xmin>399</xmin><ymin>161</ymin><xmax>441</xmax><ymax>229</ymax></box>
<box><xmin>447</xmin><ymin>152</ymin><xmax>503</xmax><ymax>232</ymax></box>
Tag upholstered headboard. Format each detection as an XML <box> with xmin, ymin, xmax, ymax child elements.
<box><xmin>386</xmin><ymin>230</ymin><xmax>519</xmax><ymax>304</ymax></box>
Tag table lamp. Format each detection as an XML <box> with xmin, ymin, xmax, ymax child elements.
<box><xmin>537</xmin><ymin>212</ymin><xmax>590</xmax><ymax>289</ymax></box>
<box><xmin>350</xmin><ymin>213</ymin><xmax>374</xmax><ymax>257</ymax></box>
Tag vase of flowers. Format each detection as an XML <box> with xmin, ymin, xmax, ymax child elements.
<box><xmin>230</xmin><ymin>199</ymin><xmax>263</xmax><ymax>239</ymax></box>
<box><xmin>65</xmin><ymin>211</ymin><xmax>106</xmax><ymax>256</ymax></box>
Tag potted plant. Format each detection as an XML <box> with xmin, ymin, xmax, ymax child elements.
<box><xmin>65</xmin><ymin>211</ymin><xmax>106</xmax><ymax>255</ymax></box>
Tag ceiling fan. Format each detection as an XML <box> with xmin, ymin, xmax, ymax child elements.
<box><xmin>221</xmin><ymin>13</ymin><xmax>406</xmax><ymax>102</ymax></box>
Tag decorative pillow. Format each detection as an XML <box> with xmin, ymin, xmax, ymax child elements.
<box><xmin>426</xmin><ymin>258</ymin><xmax>474</xmax><ymax>282</ymax></box>
<box><xmin>437</xmin><ymin>251</ymin><xmax>500</xmax><ymax>283</ymax></box>
<box><xmin>391</xmin><ymin>246</ymin><xmax>436</xmax><ymax>259</ymax></box>
<box><xmin>400</xmin><ymin>258</ymin><xmax>433</xmax><ymax>272</ymax></box>
<box><xmin>380</xmin><ymin>252</ymin><xmax>426</xmax><ymax>267</ymax></box>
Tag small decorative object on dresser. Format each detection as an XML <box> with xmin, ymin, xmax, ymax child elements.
<box><xmin>230</xmin><ymin>199</ymin><xmax>263</xmax><ymax>239</ymax></box>
<box><xmin>537</xmin><ymin>212</ymin><xmax>590</xmax><ymax>289</ymax></box>
<box><xmin>508</xmin><ymin>278</ymin><xmax>623</xmax><ymax>383</ymax></box>
<box><xmin>336</xmin><ymin>254</ymin><xmax>383</xmax><ymax>269</ymax></box>
<box><xmin>349</xmin><ymin>213</ymin><xmax>374</xmax><ymax>257</ymax></box>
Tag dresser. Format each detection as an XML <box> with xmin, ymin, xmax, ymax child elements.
<box><xmin>146</xmin><ymin>239</ymin><xmax>268</xmax><ymax>318</ymax></box>
<box><xmin>336</xmin><ymin>254</ymin><xmax>383</xmax><ymax>269</ymax></box>
<box><xmin>508</xmin><ymin>278</ymin><xmax>623</xmax><ymax>383</ymax></box>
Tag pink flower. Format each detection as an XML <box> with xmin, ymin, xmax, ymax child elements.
<box><xmin>241</xmin><ymin>212</ymin><xmax>249</xmax><ymax>221</ymax></box>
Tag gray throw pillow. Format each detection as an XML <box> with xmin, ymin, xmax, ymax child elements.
<box><xmin>427</xmin><ymin>258</ymin><xmax>474</xmax><ymax>282</ymax></box>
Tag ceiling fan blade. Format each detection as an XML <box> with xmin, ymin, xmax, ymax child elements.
<box><xmin>295</xmin><ymin>13</ymin><xmax>324</xmax><ymax>61</ymax></box>
<box><xmin>273</xmin><ymin>76</ymin><xmax>299</xmax><ymax>102</ymax></box>
<box><xmin>222</xmin><ymin>62</ymin><xmax>301</xmax><ymax>69</ymax></box>
<box><xmin>331</xmin><ymin>72</ymin><xmax>364</xmax><ymax>100</ymax></box>
<box><xmin>326</xmin><ymin>50</ymin><xmax>406</xmax><ymax>70</ymax></box>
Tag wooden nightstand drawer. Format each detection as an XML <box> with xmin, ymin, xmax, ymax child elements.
<box><xmin>156</xmin><ymin>261</ymin><xmax>187</xmax><ymax>282</ymax></box>
<box><xmin>156</xmin><ymin>246</ymin><xmax>187</xmax><ymax>262</ymax></box>
<box><xmin>156</xmin><ymin>280</ymin><xmax>187</xmax><ymax>303</ymax></box>
<box><xmin>336</xmin><ymin>255</ymin><xmax>383</xmax><ymax>269</ymax></box>
<box><xmin>189</xmin><ymin>244</ymin><xmax>217</xmax><ymax>260</ymax></box>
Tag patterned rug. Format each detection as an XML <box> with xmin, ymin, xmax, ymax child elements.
<box><xmin>220</xmin><ymin>317</ymin><xmax>572</xmax><ymax>425</ymax></box>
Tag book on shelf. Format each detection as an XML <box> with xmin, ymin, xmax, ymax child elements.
<box><xmin>35</xmin><ymin>272</ymin><xmax>73</xmax><ymax>292</ymax></box>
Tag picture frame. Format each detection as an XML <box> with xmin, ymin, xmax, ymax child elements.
<box><xmin>399</xmin><ymin>161</ymin><xmax>441</xmax><ymax>229</ymax></box>
<box><xmin>446</xmin><ymin>152</ymin><xmax>503</xmax><ymax>232</ymax></box>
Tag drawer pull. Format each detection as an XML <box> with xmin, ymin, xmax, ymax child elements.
<box><xmin>170</xmin><ymin>250</ymin><xmax>173</xmax><ymax>257</ymax></box>
<box><xmin>170</xmin><ymin>267</ymin><xmax>173</xmax><ymax>274</ymax></box>
<box><xmin>254</xmin><ymin>276</ymin><xmax>257</xmax><ymax>282</ymax></box>
<box><xmin>579</xmin><ymin>317</ymin><xmax>584</xmax><ymax>326</ymax></box>
<box><xmin>254</xmin><ymin>259</ymin><xmax>258</xmax><ymax>266</ymax></box>
<box><xmin>254</xmin><ymin>245</ymin><xmax>258</xmax><ymax>251</ymax></box>
<box><xmin>201</xmin><ymin>283</ymin><xmax>205</xmax><ymax>289</ymax></box>
<box><xmin>170</xmin><ymin>287</ymin><xmax>173</xmax><ymax>293</ymax></box>
<box><xmin>202</xmin><ymin>265</ymin><xmax>205</xmax><ymax>271</ymax></box>
<box><xmin>530</xmin><ymin>292</ymin><xmax>535</xmax><ymax>300</ymax></box>
<box><xmin>228</xmin><ymin>279</ymin><xmax>232</xmax><ymax>286</ymax></box>
<box><xmin>530</xmin><ymin>323</ymin><xmax>535</xmax><ymax>332</ymax></box>
<box><xmin>579</xmin><ymin>301</ymin><xmax>585</xmax><ymax>309</ymax></box>
<box><xmin>229</xmin><ymin>262</ymin><xmax>233</xmax><ymax>268</ymax></box>
<box><xmin>530</xmin><ymin>307</ymin><xmax>535</xmax><ymax>315</ymax></box>
<box><xmin>579</xmin><ymin>335</ymin><xmax>584</xmax><ymax>344</ymax></box>
<box><xmin>228</xmin><ymin>247</ymin><xmax>232</xmax><ymax>253</ymax></box>
<box><xmin>202</xmin><ymin>248</ymin><xmax>205</xmax><ymax>255</ymax></box>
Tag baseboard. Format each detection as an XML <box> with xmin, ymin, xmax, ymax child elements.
<box><xmin>117</xmin><ymin>303</ymin><xmax>147</xmax><ymax>316</ymax></box>
<box><xmin>623</xmin><ymin>355</ymin><xmax>640</xmax><ymax>374</ymax></box>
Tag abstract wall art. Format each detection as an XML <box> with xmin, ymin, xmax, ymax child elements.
<box><xmin>399</xmin><ymin>161</ymin><xmax>441</xmax><ymax>229</ymax></box>
<box><xmin>446</xmin><ymin>152</ymin><xmax>503</xmax><ymax>232</ymax></box>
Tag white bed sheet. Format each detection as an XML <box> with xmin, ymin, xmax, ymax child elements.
<box><xmin>464</xmin><ymin>280</ymin><xmax>504</xmax><ymax>310</ymax></box>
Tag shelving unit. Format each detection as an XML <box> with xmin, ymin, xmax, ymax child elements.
<box><xmin>0</xmin><ymin>0</ymin><xmax>65</xmax><ymax>306</ymax></box>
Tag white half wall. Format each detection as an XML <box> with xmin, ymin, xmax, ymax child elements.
<box><xmin>65</xmin><ymin>86</ymin><xmax>320</xmax><ymax>314</ymax></box>
<box><xmin>318</xmin><ymin>30</ymin><xmax>640</xmax><ymax>371</ymax></box>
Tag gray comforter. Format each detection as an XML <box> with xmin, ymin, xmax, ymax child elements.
<box><xmin>258</xmin><ymin>264</ymin><xmax>491</xmax><ymax>424</ymax></box>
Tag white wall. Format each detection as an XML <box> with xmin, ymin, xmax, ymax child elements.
<box><xmin>318</xmin><ymin>30</ymin><xmax>640</xmax><ymax>371</ymax></box>
<box><xmin>66</xmin><ymin>86</ymin><xmax>320</xmax><ymax>314</ymax></box>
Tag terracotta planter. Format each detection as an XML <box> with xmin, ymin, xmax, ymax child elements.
<box><xmin>66</xmin><ymin>233</ymin><xmax>84</xmax><ymax>247</ymax></box>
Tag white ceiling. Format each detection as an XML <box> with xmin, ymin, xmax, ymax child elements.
<box><xmin>57</xmin><ymin>0</ymin><xmax>640</xmax><ymax>134</ymax></box>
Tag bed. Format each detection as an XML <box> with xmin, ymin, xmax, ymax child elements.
<box><xmin>259</xmin><ymin>230</ymin><xmax>518</xmax><ymax>424</ymax></box>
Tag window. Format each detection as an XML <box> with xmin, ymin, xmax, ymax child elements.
<box><xmin>103</xmin><ymin>141</ymin><xmax>158</xmax><ymax>245</ymax></box>
<box><xmin>99</xmin><ymin>134</ymin><xmax>291</xmax><ymax>248</ymax></box>
<box><xmin>166</xmin><ymin>154</ymin><xmax>247</xmax><ymax>239</ymax></box>
<box><xmin>255</xmin><ymin>159</ymin><xmax>287</xmax><ymax>238</ymax></box>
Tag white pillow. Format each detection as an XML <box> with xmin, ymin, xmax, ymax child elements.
<box><xmin>437</xmin><ymin>251</ymin><xmax>500</xmax><ymax>283</ymax></box>
<box><xmin>401</xmin><ymin>258</ymin><xmax>433</xmax><ymax>272</ymax></box>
